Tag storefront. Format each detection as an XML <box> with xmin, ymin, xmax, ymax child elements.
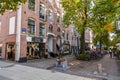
<box><xmin>27</xmin><ymin>37</ymin><xmax>45</xmax><ymax>59</ymax></box>
<box><xmin>6</xmin><ymin>42</ymin><xmax>15</xmax><ymax>60</ymax></box>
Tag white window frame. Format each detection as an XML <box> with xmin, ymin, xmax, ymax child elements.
<box><xmin>49</xmin><ymin>9</ymin><xmax>54</xmax><ymax>20</ymax></box>
<box><xmin>39</xmin><ymin>3</ymin><xmax>46</xmax><ymax>20</ymax></box>
<box><xmin>9</xmin><ymin>16</ymin><xmax>15</xmax><ymax>35</ymax></box>
<box><xmin>39</xmin><ymin>23</ymin><xmax>46</xmax><ymax>37</ymax></box>
<box><xmin>28</xmin><ymin>0</ymin><xmax>36</xmax><ymax>12</ymax></box>
<box><xmin>28</xmin><ymin>19</ymin><xmax>36</xmax><ymax>35</ymax></box>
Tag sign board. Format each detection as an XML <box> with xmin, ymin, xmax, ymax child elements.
<box><xmin>26</xmin><ymin>36</ymin><xmax>32</xmax><ymax>42</ymax></box>
<box><xmin>21</xmin><ymin>28</ymin><xmax>26</xmax><ymax>33</ymax></box>
<box><xmin>32</xmin><ymin>37</ymin><xmax>43</xmax><ymax>43</ymax></box>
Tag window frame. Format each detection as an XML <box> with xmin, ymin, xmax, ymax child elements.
<box><xmin>57</xmin><ymin>13</ymin><xmax>60</xmax><ymax>23</ymax></box>
<box><xmin>39</xmin><ymin>3</ymin><xmax>46</xmax><ymax>21</ymax></box>
<box><xmin>39</xmin><ymin>23</ymin><xmax>45</xmax><ymax>37</ymax></box>
<box><xmin>48</xmin><ymin>8</ymin><xmax>54</xmax><ymax>20</ymax></box>
<box><xmin>28</xmin><ymin>19</ymin><xmax>36</xmax><ymax>35</ymax></box>
<box><xmin>28</xmin><ymin>0</ymin><xmax>36</xmax><ymax>11</ymax></box>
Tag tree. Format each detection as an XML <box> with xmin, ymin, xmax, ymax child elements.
<box><xmin>91</xmin><ymin>0</ymin><xmax>120</xmax><ymax>49</ymax></box>
<box><xmin>61</xmin><ymin>0</ymin><xmax>92</xmax><ymax>54</ymax></box>
<box><xmin>0</xmin><ymin>0</ymin><xmax>27</xmax><ymax>14</ymax></box>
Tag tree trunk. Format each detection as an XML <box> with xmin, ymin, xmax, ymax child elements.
<box><xmin>80</xmin><ymin>0</ymin><xmax>87</xmax><ymax>54</ymax></box>
<box><xmin>80</xmin><ymin>28</ymin><xmax>85</xmax><ymax>54</ymax></box>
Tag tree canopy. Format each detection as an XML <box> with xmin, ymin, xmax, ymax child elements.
<box><xmin>91</xmin><ymin>0</ymin><xmax>120</xmax><ymax>47</ymax></box>
<box><xmin>0</xmin><ymin>0</ymin><xmax>27</xmax><ymax>14</ymax></box>
<box><xmin>61</xmin><ymin>0</ymin><xmax>120</xmax><ymax>52</ymax></box>
<box><xmin>61</xmin><ymin>0</ymin><xmax>92</xmax><ymax>53</ymax></box>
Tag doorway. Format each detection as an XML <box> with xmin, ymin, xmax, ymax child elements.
<box><xmin>6</xmin><ymin>43</ymin><xmax>15</xmax><ymax>60</ymax></box>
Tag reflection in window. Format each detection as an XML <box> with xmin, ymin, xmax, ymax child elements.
<box><xmin>57</xmin><ymin>13</ymin><xmax>60</xmax><ymax>23</ymax></box>
<box><xmin>49</xmin><ymin>9</ymin><xmax>54</xmax><ymax>20</ymax></box>
<box><xmin>28</xmin><ymin>19</ymin><xmax>35</xmax><ymax>35</ymax></box>
<box><xmin>39</xmin><ymin>3</ymin><xmax>46</xmax><ymax>20</ymax></box>
<box><xmin>28</xmin><ymin>0</ymin><xmax>35</xmax><ymax>11</ymax></box>
<box><xmin>39</xmin><ymin>23</ymin><xmax>45</xmax><ymax>37</ymax></box>
<box><xmin>56</xmin><ymin>0</ymin><xmax>60</xmax><ymax>8</ymax></box>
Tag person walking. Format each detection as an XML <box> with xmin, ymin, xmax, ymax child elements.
<box><xmin>109</xmin><ymin>48</ymin><xmax>112</xmax><ymax>58</ymax></box>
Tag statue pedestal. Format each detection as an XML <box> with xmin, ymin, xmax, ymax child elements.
<box><xmin>55</xmin><ymin>58</ymin><xmax>70</xmax><ymax>71</ymax></box>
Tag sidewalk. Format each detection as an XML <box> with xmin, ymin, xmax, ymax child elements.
<box><xmin>0</xmin><ymin>61</ymin><xmax>15</xmax><ymax>69</ymax></box>
<box><xmin>0</xmin><ymin>61</ymin><xmax>96</xmax><ymax>80</ymax></box>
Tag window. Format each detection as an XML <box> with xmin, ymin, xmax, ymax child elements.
<box><xmin>62</xmin><ymin>31</ymin><xmax>65</xmax><ymax>38</ymax></box>
<box><xmin>56</xmin><ymin>0</ymin><xmax>60</xmax><ymax>8</ymax></box>
<box><xmin>28</xmin><ymin>19</ymin><xmax>35</xmax><ymax>35</ymax></box>
<box><xmin>39</xmin><ymin>23</ymin><xmax>45</xmax><ymax>37</ymax></box>
<box><xmin>57</xmin><ymin>13</ymin><xmax>60</xmax><ymax>23</ymax></box>
<box><xmin>9</xmin><ymin>17</ymin><xmax>15</xmax><ymax>34</ymax></box>
<box><xmin>48</xmin><ymin>0</ymin><xmax>53</xmax><ymax>3</ymax></box>
<box><xmin>67</xmin><ymin>32</ymin><xmax>69</xmax><ymax>40</ymax></box>
<box><xmin>49</xmin><ymin>9</ymin><xmax>54</xmax><ymax>20</ymax></box>
<box><xmin>39</xmin><ymin>3</ymin><xmax>46</xmax><ymax>20</ymax></box>
<box><xmin>28</xmin><ymin>0</ymin><xmax>35</xmax><ymax>11</ymax></box>
<box><xmin>57</xmin><ymin>27</ymin><xmax>60</xmax><ymax>32</ymax></box>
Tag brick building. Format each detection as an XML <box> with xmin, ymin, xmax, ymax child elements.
<box><xmin>0</xmin><ymin>0</ymin><xmax>64</xmax><ymax>62</ymax></box>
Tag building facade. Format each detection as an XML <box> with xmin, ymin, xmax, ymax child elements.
<box><xmin>0</xmin><ymin>0</ymin><xmax>64</xmax><ymax>62</ymax></box>
<box><xmin>85</xmin><ymin>28</ymin><xmax>94</xmax><ymax>49</ymax></box>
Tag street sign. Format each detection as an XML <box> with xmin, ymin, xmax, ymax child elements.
<box><xmin>21</xmin><ymin>28</ymin><xmax>26</xmax><ymax>33</ymax></box>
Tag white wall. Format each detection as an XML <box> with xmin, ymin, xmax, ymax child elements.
<box><xmin>9</xmin><ymin>16</ymin><xmax>15</xmax><ymax>34</ymax></box>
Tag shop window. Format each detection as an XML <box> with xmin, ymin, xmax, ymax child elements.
<box><xmin>48</xmin><ymin>9</ymin><xmax>54</xmax><ymax>20</ymax></box>
<box><xmin>28</xmin><ymin>0</ymin><xmax>35</xmax><ymax>11</ymax></box>
<box><xmin>39</xmin><ymin>3</ymin><xmax>46</xmax><ymax>20</ymax></box>
<box><xmin>39</xmin><ymin>23</ymin><xmax>45</xmax><ymax>37</ymax></box>
<box><xmin>28</xmin><ymin>19</ymin><xmax>35</xmax><ymax>35</ymax></box>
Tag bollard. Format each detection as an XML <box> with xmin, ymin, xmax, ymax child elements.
<box><xmin>97</xmin><ymin>63</ymin><xmax>102</xmax><ymax>74</ymax></box>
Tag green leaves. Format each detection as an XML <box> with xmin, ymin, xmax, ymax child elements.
<box><xmin>61</xmin><ymin>0</ymin><xmax>92</xmax><ymax>33</ymax></box>
<box><xmin>0</xmin><ymin>0</ymin><xmax>27</xmax><ymax>14</ymax></box>
<box><xmin>91</xmin><ymin>0</ymin><xmax>120</xmax><ymax>46</ymax></box>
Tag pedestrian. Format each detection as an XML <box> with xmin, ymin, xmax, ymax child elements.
<box><xmin>109</xmin><ymin>48</ymin><xmax>112</xmax><ymax>58</ymax></box>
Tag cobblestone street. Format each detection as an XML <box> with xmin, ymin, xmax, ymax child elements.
<box><xmin>0</xmin><ymin>54</ymin><xmax>120</xmax><ymax>80</ymax></box>
<box><xmin>66</xmin><ymin>54</ymin><xmax>120</xmax><ymax>80</ymax></box>
<box><xmin>18</xmin><ymin>54</ymin><xmax>120</xmax><ymax>80</ymax></box>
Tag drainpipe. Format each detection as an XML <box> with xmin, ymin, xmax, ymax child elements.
<box><xmin>15</xmin><ymin>4</ymin><xmax>22</xmax><ymax>61</ymax></box>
